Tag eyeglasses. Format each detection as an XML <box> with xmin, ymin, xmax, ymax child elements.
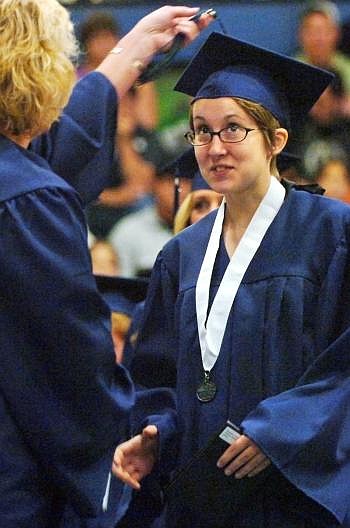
<box><xmin>184</xmin><ymin>125</ymin><xmax>265</xmax><ymax>146</ymax></box>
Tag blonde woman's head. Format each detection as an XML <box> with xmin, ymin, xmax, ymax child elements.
<box><xmin>0</xmin><ymin>0</ymin><xmax>79</xmax><ymax>137</ymax></box>
<box><xmin>174</xmin><ymin>189</ymin><xmax>222</xmax><ymax>234</ymax></box>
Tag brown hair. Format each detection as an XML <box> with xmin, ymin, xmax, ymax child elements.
<box><xmin>79</xmin><ymin>11</ymin><xmax>120</xmax><ymax>51</ymax></box>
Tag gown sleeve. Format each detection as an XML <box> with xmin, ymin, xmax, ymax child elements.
<box><xmin>0</xmin><ymin>184</ymin><xmax>133</xmax><ymax>517</ymax></box>
<box><xmin>130</xmin><ymin>251</ymin><xmax>181</xmax><ymax>472</ymax></box>
<box><xmin>241</xmin><ymin>230</ymin><xmax>350</xmax><ymax>526</ymax></box>
<box><xmin>119</xmin><ymin>258</ymin><xmax>181</xmax><ymax>473</ymax></box>
<box><xmin>117</xmin><ymin>253</ymin><xmax>181</xmax><ymax>527</ymax></box>
<box><xmin>29</xmin><ymin>72</ymin><xmax>118</xmax><ymax>205</ymax></box>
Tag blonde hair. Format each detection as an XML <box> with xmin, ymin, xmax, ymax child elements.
<box><xmin>189</xmin><ymin>97</ymin><xmax>282</xmax><ymax>176</ymax></box>
<box><xmin>173</xmin><ymin>193</ymin><xmax>193</xmax><ymax>234</ymax></box>
<box><xmin>0</xmin><ymin>0</ymin><xmax>79</xmax><ymax>136</ymax></box>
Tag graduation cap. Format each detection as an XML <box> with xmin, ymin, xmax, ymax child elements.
<box><xmin>94</xmin><ymin>275</ymin><xmax>149</xmax><ymax>317</ymax></box>
<box><xmin>174</xmin><ymin>32</ymin><xmax>334</xmax><ymax>130</ymax></box>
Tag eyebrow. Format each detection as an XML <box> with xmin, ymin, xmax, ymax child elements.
<box><xmin>193</xmin><ymin>113</ymin><xmax>243</xmax><ymax>122</ymax></box>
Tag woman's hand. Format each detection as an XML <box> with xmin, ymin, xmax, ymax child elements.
<box><xmin>112</xmin><ymin>425</ymin><xmax>159</xmax><ymax>490</ymax></box>
<box><xmin>217</xmin><ymin>434</ymin><xmax>271</xmax><ymax>479</ymax></box>
<box><xmin>97</xmin><ymin>6</ymin><xmax>214</xmax><ymax>97</ymax></box>
<box><xmin>131</xmin><ymin>5</ymin><xmax>214</xmax><ymax>53</ymax></box>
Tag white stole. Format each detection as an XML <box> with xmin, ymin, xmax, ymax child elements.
<box><xmin>195</xmin><ymin>176</ymin><xmax>286</xmax><ymax>374</ymax></box>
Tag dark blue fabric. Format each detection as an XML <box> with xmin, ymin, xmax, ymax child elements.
<box><xmin>0</xmin><ymin>72</ymin><xmax>178</xmax><ymax>527</ymax></box>
<box><xmin>0</xmin><ymin>134</ymin><xmax>135</xmax><ymax>526</ymax></box>
<box><xmin>191</xmin><ymin>170</ymin><xmax>211</xmax><ymax>191</ymax></box>
<box><xmin>193</xmin><ymin>65</ymin><xmax>291</xmax><ymax>128</ymax></box>
<box><xmin>131</xmin><ymin>187</ymin><xmax>350</xmax><ymax>527</ymax></box>
<box><xmin>30</xmin><ymin>72</ymin><xmax>118</xmax><ymax>206</ymax></box>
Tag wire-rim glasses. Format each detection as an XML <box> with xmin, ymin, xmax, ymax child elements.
<box><xmin>184</xmin><ymin>125</ymin><xmax>264</xmax><ymax>146</ymax></box>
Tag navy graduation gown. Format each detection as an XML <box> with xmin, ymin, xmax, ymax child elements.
<box><xmin>0</xmin><ymin>136</ymin><xmax>133</xmax><ymax>527</ymax></box>
<box><xmin>131</xmin><ymin>186</ymin><xmax>350</xmax><ymax>527</ymax></box>
<box><xmin>0</xmin><ymin>73</ymin><xmax>176</xmax><ymax>527</ymax></box>
<box><xmin>30</xmin><ymin>72</ymin><xmax>118</xmax><ymax>205</ymax></box>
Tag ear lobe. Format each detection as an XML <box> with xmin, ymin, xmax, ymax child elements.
<box><xmin>273</xmin><ymin>128</ymin><xmax>289</xmax><ymax>154</ymax></box>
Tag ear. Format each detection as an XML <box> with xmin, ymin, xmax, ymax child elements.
<box><xmin>272</xmin><ymin>128</ymin><xmax>289</xmax><ymax>155</ymax></box>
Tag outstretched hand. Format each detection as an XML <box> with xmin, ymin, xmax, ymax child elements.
<box><xmin>112</xmin><ymin>425</ymin><xmax>159</xmax><ymax>490</ymax></box>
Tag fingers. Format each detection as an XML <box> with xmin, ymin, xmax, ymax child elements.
<box><xmin>159</xmin><ymin>6</ymin><xmax>200</xmax><ymax>23</ymax></box>
<box><xmin>174</xmin><ymin>20</ymin><xmax>201</xmax><ymax>46</ymax></box>
<box><xmin>246</xmin><ymin>458</ymin><xmax>271</xmax><ymax>478</ymax></box>
<box><xmin>217</xmin><ymin>434</ymin><xmax>250</xmax><ymax>468</ymax></box>
<box><xmin>223</xmin><ymin>447</ymin><xmax>260</xmax><ymax>476</ymax></box>
<box><xmin>142</xmin><ymin>425</ymin><xmax>158</xmax><ymax>438</ymax></box>
<box><xmin>217</xmin><ymin>435</ymin><xmax>271</xmax><ymax>479</ymax></box>
<box><xmin>112</xmin><ymin>463</ymin><xmax>141</xmax><ymax>490</ymax></box>
<box><xmin>138</xmin><ymin>6</ymin><xmax>200</xmax><ymax>32</ymax></box>
<box><xmin>229</xmin><ymin>452</ymin><xmax>270</xmax><ymax>479</ymax></box>
<box><xmin>174</xmin><ymin>11</ymin><xmax>215</xmax><ymax>46</ymax></box>
<box><xmin>111</xmin><ymin>427</ymin><xmax>159</xmax><ymax>490</ymax></box>
<box><xmin>141</xmin><ymin>425</ymin><xmax>159</xmax><ymax>460</ymax></box>
<box><xmin>112</xmin><ymin>448</ymin><xmax>141</xmax><ymax>490</ymax></box>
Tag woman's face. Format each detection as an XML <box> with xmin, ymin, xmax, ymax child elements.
<box><xmin>192</xmin><ymin>97</ymin><xmax>273</xmax><ymax>197</ymax></box>
<box><xmin>190</xmin><ymin>189</ymin><xmax>223</xmax><ymax>225</ymax></box>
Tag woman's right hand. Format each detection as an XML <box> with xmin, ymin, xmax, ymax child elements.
<box><xmin>128</xmin><ymin>5</ymin><xmax>213</xmax><ymax>56</ymax></box>
<box><xmin>112</xmin><ymin>425</ymin><xmax>159</xmax><ymax>490</ymax></box>
<box><xmin>97</xmin><ymin>6</ymin><xmax>214</xmax><ymax>97</ymax></box>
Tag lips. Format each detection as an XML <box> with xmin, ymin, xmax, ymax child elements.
<box><xmin>211</xmin><ymin>164</ymin><xmax>233</xmax><ymax>175</ymax></box>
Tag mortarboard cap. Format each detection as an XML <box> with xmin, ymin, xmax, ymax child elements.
<box><xmin>174</xmin><ymin>32</ymin><xmax>334</xmax><ymax>130</ymax></box>
<box><xmin>95</xmin><ymin>275</ymin><xmax>149</xmax><ymax>317</ymax></box>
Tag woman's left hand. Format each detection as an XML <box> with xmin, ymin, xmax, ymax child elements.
<box><xmin>217</xmin><ymin>434</ymin><xmax>271</xmax><ymax>479</ymax></box>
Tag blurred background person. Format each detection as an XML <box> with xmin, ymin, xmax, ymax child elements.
<box><xmin>288</xmin><ymin>70</ymin><xmax>350</xmax><ymax>184</ymax></box>
<box><xmin>296</xmin><ymin>0</ymin><xmax>350</xmax><ymax>117</ymax></box>
<box><xmin>77</xmin><ymin>11</ymin><xmax>158</xmax><ymax>130</ymax></box>
<box><xmin>339</xmin><ymin>15</ymin><xmax>350</xmax><ymax>58</ymax></box>
<box><xmin>95</xmin><ymin>274</ymin><xmax>149</xmax><ymax>364</ymax></box>
<box><xmin>90</xmin><ymin>239</ymin><xmax>120</xmax><ymax>276</ymax></box>
<box><xmin>108</xmin><ymin>160</ymin><xmax>190</xmax><ymax>278</ymax></box>
<box><xmin>173</xmin><ymin>149</ymin><xmax>223</xmax><ymax>234</ymax></box>
<box><xmin>317</xmin><ymin>158</ymin><xmax>350</xmax><ymax>203</ymax></box>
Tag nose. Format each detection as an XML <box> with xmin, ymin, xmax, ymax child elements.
<box><xmin>208</xmin><ymin>133</ymin><xmax>227</xmax><ymax>155</ymax></box>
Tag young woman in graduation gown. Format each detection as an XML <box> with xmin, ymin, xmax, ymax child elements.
<box><xmin>114</xmin><ymin>33</ymin><xmax>350</xmax><ymax>527</ymax></box>
<box><xmin>0</xmin><ymin>2</ymin><xmax>212</xmax><ymax>527</ymax></box>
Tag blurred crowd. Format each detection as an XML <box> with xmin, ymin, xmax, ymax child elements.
<box><xmin>77</xmin><ymin>2</ymin><xmax>350</xmax><ymax>295</ymax></box>
<box><xmin>77</xmin><ymin>2</ymin><xmax>350</xmax><ymax>378</ymax></box>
